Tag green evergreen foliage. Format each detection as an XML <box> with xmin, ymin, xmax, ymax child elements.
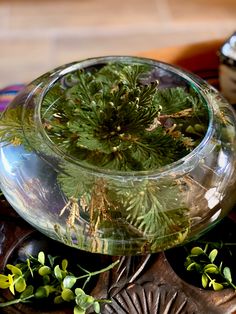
<box><xmin>41</xmin><ymin>63</ymin><xmax>208</xmax><ymax>171</ymax></box>
<box><xmin>0</xmin><ymin>61</ymin><xmax>210</xmax><ymax>253</ymax></box>
<box><xmin>0</xmin><ymin>106</ymin><xmax>26</xmax><ymax>146</ymax></box>
<box><xmin>41</xmin><ymin>62</ymin><xmax>208</xmax><ymax>251</ymax></box>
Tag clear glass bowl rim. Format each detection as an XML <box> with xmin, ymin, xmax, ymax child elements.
<box><xmin>31</xmin><ymin>55</ymin><xmax>215</xmax><ymax>179</ymax></box>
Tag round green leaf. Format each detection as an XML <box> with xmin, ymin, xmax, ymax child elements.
<box><xmin>35</xmin><ymin>286</ymin><xmax>49</xmax><ymax>299</ymax></box>
<box><xmin>74</xmin><ymin>305</ymin><xmax>86</xmax><ymax>314</ymax></box>
<box><xmin>62</xmin><ymin>259</ymin><xmax>68</xmax><ymax>271</ymax></box>
<box><xmin>0</xmin><ymin>282</ymin><xmax>10</xmax><ymax>289</ymax></box>
<box><xmin>20</xmin><ymin>285</ymin><xmax>34</xmax><ymax>299</ymax></box>
<box><xmin>0</xmin><ymin>281</ymin><xmax>10</xmax><ymax>289</ymax></box>
<box><xmin>204</xmin><ymin>263</ymin><xmax>217</xmax><ymax>269</ymax></box>
<box><xmin>0</xmin><ymin>275</ymin><xmax>10</xmax><ymax>289</ymax></box>
<box><xmin>63</xmin><ymin>275</ymin><xmax>77</xmax><ymax>289</ymax></box>
<box><xmin>223</xmin><ymin>267</ymin><xmax>232</xmax><ymax>283</ymax></box>
<box><xmin>76</xmin><ymin>294</ymin><xmax>94</xmax><ymax>309</ymax></box>
<box><xmin>208</xmin><ymin>249</ymin><xmax>218</xmax><ymax>263</ymax></box>
<box><xmin>93</xmin><ymin>301</ymin><xmax>101</xmax><ymax>313</ymax></box>
<box><xmin>0</xmin><ymin>274</ymin><xmax>9</xmax><ymax>281</ymax></box>
<box><xmin>205</xmin><ymin>267</ymin><xmax>218</xmax><ymax>274</ymax></box>
<box><xmin>38</xmin><ymin>266</ymin><xmax>51</xmax><ymax>276</ymax></box>
<box><xmin>75</xmin><ymin>288</ymin><xmax>85</xmax><ymax>296</ymax></box>
<box><xmin>15</xmin><ymin>277</ymin><xmax>26</xmax><ymax>293</ymax></box>
<box><xmin>38</xmin><ymin>252</ymin><xmax>45</xmax><ymax>265</ymax></box>
<box><xmin>212</xmin><ymin>282</ymin><xmax>224</xmax><ymax>291</ymax></box>
<box><xmin>6</xmin><ymin>264</ymin><xmax>22</xmax><ymax>276</ymax></box>
<box><xmin>204</xmin><ymin>264</ymin><xmax>218</xmax><ymax>274</ymax></box>
<box><xmin>43</xmin><ymin>275</ymin><xmax>51</xmax><ymax>285</ymax></box>
<box><xmin>54</xmin><ymin>295</ymin><xmax>64</xmax><ymax>304</ymax></box>
<box><xmin>190</xmin><ymin>247</ymin><xmax>204</xmax><ymax>256</ymax></box>
<box><xmin>85</xmin><ymin>295</ymin><xmax>94</xmax><ymax>304</ymax></box>
<box><xmin>54</xmin><ymin>265</ymin><xmax>63</xmax><ymax>281</ymax></box>
<box><xmin>61</xmin><ymin>270</ymin><xmax>67</xmax><ymax>279</ymax></box>
<box><xmin>201</xmin><ymin>274</ymin><xmax>208</xmax><ymax>289</ymax></box>
<box><xmin>61</xmin><ymin>288</ymin><xmax>74</xmax><ymax>302</ymax></box>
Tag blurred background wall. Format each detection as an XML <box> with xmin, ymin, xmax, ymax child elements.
<box><xmin>0</xmin><ymin>0</ymin><xmax>235</xmax><ymax>86</ymax></box>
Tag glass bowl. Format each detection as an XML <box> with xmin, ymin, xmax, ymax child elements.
<box><xmin>0</xmin><ymin>56</ymin><xmax>236</xmax><ymax>255</ymax></box>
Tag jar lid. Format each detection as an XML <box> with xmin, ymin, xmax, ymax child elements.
<box><xmin>219</xmin><ymin>32</ymin><xmax>236</xmax><ymax>68</ymax></box>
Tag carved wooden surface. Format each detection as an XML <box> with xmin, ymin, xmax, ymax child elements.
<box><xmin>0</xmin><ymin>205</ymin><xmax>236</xmax><ymax>314</ymax></box>
<box><xmin>0</xmin><ymin>60</ymin><xmax>236</xmax><ymax>314</ymax></box>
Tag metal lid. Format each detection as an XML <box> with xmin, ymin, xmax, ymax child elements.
<box><xmin>219</xmin><ymin>32</ymin><xmax>236</xmax><ymax>68</ymax></box>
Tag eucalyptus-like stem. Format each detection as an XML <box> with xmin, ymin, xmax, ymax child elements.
<box><xmin>0</xmin><ymin>295</ymin><xmax>34</xmax><ymax>307</ymax></box>
<box><xmin>77</xmin><ymin>259</ymin><xmax>120</xmax><ymax>281</ymax></box>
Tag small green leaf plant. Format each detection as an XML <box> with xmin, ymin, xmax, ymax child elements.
<box><xmin>0</xmin><ymin>251</ymin><xmax>119</xmax><ymax>313</ymax></box>
<box><xmin>184</xmin><ymin>243</ymin><xmax>236</xmax><ymax>291</ymax></box>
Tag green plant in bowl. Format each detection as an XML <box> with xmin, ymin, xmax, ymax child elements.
<box><xmin>0</xmin><ymin>56</ymin><xmax>235</xmax><ymax>255</ymax></box>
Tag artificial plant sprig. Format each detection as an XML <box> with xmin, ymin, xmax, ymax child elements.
<box><xmin>0</xmin><ymin>251</ymin><xmax>119</xmax><ymax>314</ymax></box>
<box><xmin>184</xmin><ymin>243</ymin><xmax>236</xmax><ymax>291</ymax></box>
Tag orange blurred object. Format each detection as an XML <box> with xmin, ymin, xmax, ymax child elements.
<box><xmin>139</xmin><ymin>39</ymin><xmax>223</xmax><ymax>72</ymax></box>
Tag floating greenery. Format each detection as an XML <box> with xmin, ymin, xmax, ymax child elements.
<box><xmin>0</xmin><ymin>61</ymin><xmax>211</xmax><ymax>253</ymax></box>
<box><xmin>0</xmin><ymin>251</ymin><xmax>119</xmax><ymax>313</ymax></box>
<box><xmin>41</xmin><ymin>63</ymin><xmax>208</xmax><ymax>171</ymax></box>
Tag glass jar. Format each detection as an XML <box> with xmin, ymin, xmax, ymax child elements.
<box><xmin>0</xmin><ymin>56</ymin><xmax>236</xmax><ymax>255</ymax></box>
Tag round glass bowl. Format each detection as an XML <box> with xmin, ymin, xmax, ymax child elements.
<box><xmin>0</xmin><ymin>56</ymin><xmax>236</xmax><ymax>255</ymax></box>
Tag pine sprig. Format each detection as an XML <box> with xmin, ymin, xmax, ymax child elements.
<box><xmin>154</xmin><ymin>86</ymin><xmax>200</xmax><ymax>115</ymax></box>
<box><xmin>0</xmin><ymin>106</ymin><xmax>26</xmax><ymax>147</ymax></box>
<box><xmin>41</xmin><ymin>63</ymin><xmax>208</xmax><ymax>172</ymax></box>
<box><xmin>115</xmin><ymin>179</ymin><xmax>190</xmax><ymax>246</ymax></box>
<box><xmin>0</xmin><ymin>61</ymin><xmax>210</xmax><ymax>253</ymax></box>
<box><xmin>40</xmin><ymin>62</ymin><xmax>209</xmax><ymax>251</ymax></box>
<box><xmin>57</xmin><ymin>165</ymin><xmax>190</xmax><ymax>252</ymax></box>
